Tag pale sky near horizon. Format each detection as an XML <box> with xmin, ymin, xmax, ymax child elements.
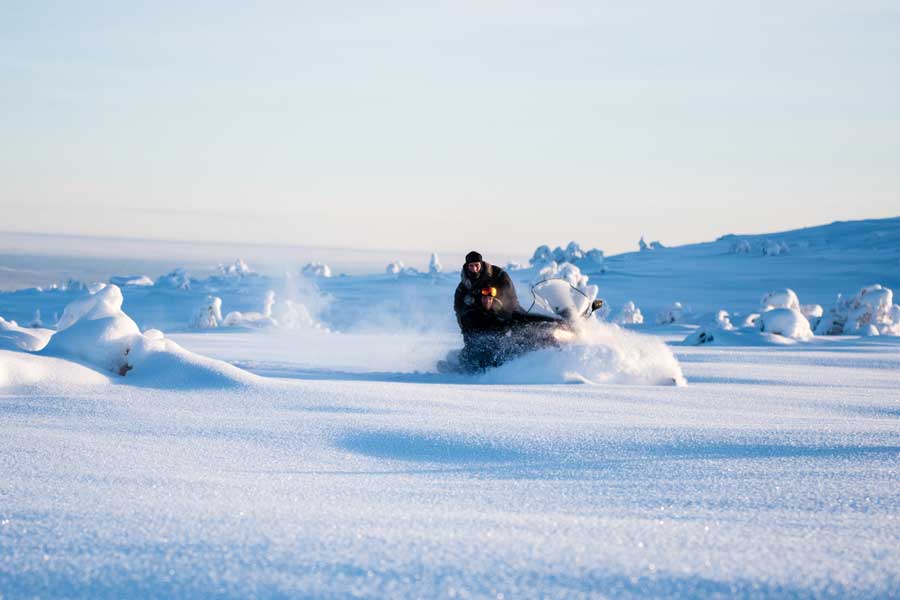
<box><xmin>2</xmin><ymin>1</ymin><xmax>899</xmax><ymax>256</ymax></box>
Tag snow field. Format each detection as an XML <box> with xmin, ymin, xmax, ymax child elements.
<box><xmin>1</xmin><ymin>338</ymin><xmax>898</xmax><ymax>598</ymax></box>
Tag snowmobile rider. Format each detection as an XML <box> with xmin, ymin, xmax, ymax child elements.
<box><xmin>453</xmin><ymin>251</ymin><xmax>520</xmax><ymax>333</ymax></box>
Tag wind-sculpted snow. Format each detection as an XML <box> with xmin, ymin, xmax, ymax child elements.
<box><xmin>34</xmin><ymin>285</ymin><xmax>257</xmax><ymax>389</ymax></box>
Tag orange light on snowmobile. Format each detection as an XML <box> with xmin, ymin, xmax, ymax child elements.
<box><xmin>480</xmin><ymin>287</ymin><xmax>497</xmax><ymax>297</ymax></box>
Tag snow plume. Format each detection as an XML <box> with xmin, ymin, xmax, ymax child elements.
<box><xmin>302</xmin><ymin>262</ymin><xmax>332</xmax><ymax>278</ymax></box>
<box><xmin>481</xmin><ymin>320</ymin><xmax>685</xmax><ymax>386</ymax></box>
<box><xmin>816</xmin><ymin>284</ymin><xmax>900</xmax><ymax>336</ymax></box>
<box><xmin>529</xmin><ymin>242</ymin><xmax>604</xmax><ymax>270</ymax></box>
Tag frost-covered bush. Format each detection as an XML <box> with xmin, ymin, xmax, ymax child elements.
<box><xmin>759</xmin><ymin>308</ymin><xmax>813</xmax><ymax>340</ymax></box>
<box><xmin>816</xmin><ymin>284</ymin><xmax>900</xmax><ymax>336</ymax></box>
<box><xmin>729</xmin><ymin>239</ymin><xmax>752</xmax><ymax>254</ymax></box>
<box><xmin>155</xmin><ymin>268</ymin><xmax>191</xmax><ymax>290</ymax></box>
<box><xmin>613</xmin><ymin>301</ymin><xmax>644</xmax><ymax>325</ymax></box>
<box><xmin>656</xmin><ymin>302</ymin><xmax>687</xmax><ymax>325</ymax></box>
<box><xmin>302</xmin><ymin>262</ymin><xmax>332</xmax><ymax>278</ymax></box>
<box><xmin>218</xmin><ymin>259</ymin><xmax>253</xmax><ymax>278</ymax></box>
<box><xmin>761</xmin><ymin>239</ymin><xmax>789</xmax><ymax>256</ymax></box>
<box><xmin>28</xmin><ymin>309</ymin><xmax>43</xmax><ymax>328</ymax></box>
<box><xmin>638</xmin><ymin>237</ymin><xmax>665</xmax><ymax>252</ymax></box>
<box><xmin>683</xmin><ymin>310</ymin><xmax>735</xmax><ymax>345</ymax></box>
<box><xmin>428</xmin><ymin>253</ymin><xmax>442</xmax><ymax>275</ymax></box>
<box><xmin>760</xmin><ymin>289</ymin><xmax>800</xmax><ymax>312</ymax></box>
<box><xmin>529</xmin><ymin>242</ymin><xmax>604</xmax><ymax>269</ymax></box>
<box><xmin>386</xmin><ymin>260</ymin><xmax>409</xmax><ymax>275</ymax></box>
<box><xmin>190</xmin><ymin>296</ymin><xmax>223</xmax><ymax>329</ymax></box>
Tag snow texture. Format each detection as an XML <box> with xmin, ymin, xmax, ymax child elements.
<box><xmin>2</xmin><ymin>217</ymin><xmax>900</xmax><ymax>598</ymax></box>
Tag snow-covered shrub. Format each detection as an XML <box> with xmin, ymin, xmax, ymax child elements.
<box><xmin>386</xmin><ymin>260</ymin><xmax>405</xmax><ymax>275</ymax></box>
<box><xmin>760</xmin><ymin>289</ymin><xmax>800</xmax><ymax>312</ymax></box>
<box><xmin>740</xmin><ymin>313</ymin><xmax>761</xmax><ymax>328</ymax></box>
<box><xmin>529</xmin><ymin>242</ymin><xmax>604</xmax><ymax>269</ymax></box>
<box><xmin>218</xmin><ymin>258</ymin><xmax>252</xmax><ymax>278</ymax></box>
<box><xmin>759</xmin><ymin>308</ymin><xmax>813</xmax><ymax>340</ymax></box>
<box><xmin>190</xmin><ymin>296</ymin><xmax>223</xmax><ymax>329</ymax></box>
<box><xmin>683</xmin><ymin>311</ymin><xmax>734</xmax><ymax>345</ymax></box>
<box><xmin>428</xmin><ymin>253</ymin><xmax>442</xmax><ymax>275</ymax></box>
<box><xmin>613</xmin><ymin>301</ymin><xmax>644</xmax><ymax>325</ymax></box>
<box><xmin>302</xmin><ymin>262</ymin><xmax>332</xmax><ymax>278</ymax></box>
<box><xmin>155</xmin><ymin>268</ymin><xmax>190</xmax><ymax>290</ymax></box>
<box><xmin>656</xmin><ymin>302</ymin><xmax>686</xmax><ymax>325</ymax></box>
<box><xmin>639</xmin><ymin>237</ymin><xmax>664</xmax><ymax>252</ymax></box>
<box><xmin>28</xmin><ymin>309</ymin><xmax>43</xmax><ymax>328</ymax></box>
<box><xmin>506</xmin><ymin>261</ymin><xmax>527</xmax><ymax>271</ymax></box>
<box><xmin>815</xmin><ymin>284</ymin><xmax>900</xmax><ymax>336</ymax></box>
<box><xmin>729</xmin><ymin>239</ymin><xmax>752</xmax><ymax>254</ymax></box>
<box><xmin>761</xmin><ymin>239</ymin><xmax>789</xmax><ymax>256</ymax></box>
<box><xmin>223</xmin><ymin>291</ymin><xmax>278</xmax><ymax>328</ymax></box>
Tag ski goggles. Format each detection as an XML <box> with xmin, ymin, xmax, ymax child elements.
<box><xmin>480</xmin><ymin>287</ymin><xmax>498</xmax><ymax>297</ymax></box>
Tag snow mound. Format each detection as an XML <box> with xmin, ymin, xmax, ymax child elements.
<box><xmin>759</xmin><ymin>308</ymin><xmax>814</xmax><ymax>340</ymax></box>
<box><xmin>0</xmin><ymin>316</ymin><xmax>53</xmax><ymax>352</ymax></box>
<box><xmin>760</xmin><ymin>288</ymin><xmax>801</xmax><ymax>312</ymax></box>
<box><xmin>817</xmin><ymin>284</ymin><xmax>900</xmax><ymax>336</ymax></box>
<box><xmin>41</xmin><ymin>285</ymin><xmax>256</xmax><ymax>388</ymax></box>
<box><xmin>685</xmin><ymin>308</ymin><xmax>811</xmax><ymax>346</ymax></box>
<box><xmin>0</xmin><ymin>349</ymin><xmax>110</xmax><ymax>389</ymax></box>
<box><xmin>481</xmin><ymin>321</ymin><xmax>684</xmax><ymax>386</ymax></box>
<box><xmin>109</xmin><ymin>275</ymin><xmax>154</xmax><ymax>287</ymax></box>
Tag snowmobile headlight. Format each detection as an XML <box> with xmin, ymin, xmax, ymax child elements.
<box><xmin>480</xmin><ymin>287</ymin><xmax>498</xmax><ymax>297</ymax></box>
<box><xmin>552</xmin><ymin>329</ymin><xmax>576</xmax><ymax>342</ymax></box>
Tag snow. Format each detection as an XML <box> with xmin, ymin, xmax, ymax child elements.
<box><xmin>759</xmin><ymin>308</ymin><xmax>814</xmax><ymax>341</ymax></box>
<box><xmin>1</xmin><ymin>216</ymin><xmax>900</xmax><ymax>597</ymax></box>
<box><xmin>613</xmin><ymin>301</ymin><xmax>644</xmax><ymax>325</ymax></box>
<box><xmin>302</xmin><ymin>261</ymin><xmax>332</xmax><ymax>278</ymax></box>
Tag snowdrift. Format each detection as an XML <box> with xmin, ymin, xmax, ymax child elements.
<box><xmin>39</xmin><ymin>285</ymin><xmax>256</xmax><ymax>388</ymax></box>
<box><xmin>480</xmin><ymin>321</ymin><xmax>685</xmax><ymax>386</ymax></box>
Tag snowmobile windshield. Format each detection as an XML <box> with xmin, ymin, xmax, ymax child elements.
<box><xmin>526</xmin><ymin>279</ymin><xmax>594</xmax><ymax>320</ymax></box>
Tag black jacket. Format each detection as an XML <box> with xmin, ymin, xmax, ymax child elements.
<box><xmin>454</xmin><ymin>262</ymin><xmax>520</xmax><ymax>333</ymax></box>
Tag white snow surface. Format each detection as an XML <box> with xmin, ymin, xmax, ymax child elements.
<box><xmin>2</xmin><ymin>217</ymin><xmax>900</xmax><ymax>597</ymax></box>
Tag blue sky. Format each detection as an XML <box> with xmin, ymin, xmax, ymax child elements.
<box><xmin>2</xmin><ymin>1</ymin><xmax>899</xmax><ymax>255</ymax></box>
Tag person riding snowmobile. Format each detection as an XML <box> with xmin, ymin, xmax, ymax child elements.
<box><xmin>452</xmin><ymin>251</ymin><xmax>561</xmax><ymax>371</ymax></box>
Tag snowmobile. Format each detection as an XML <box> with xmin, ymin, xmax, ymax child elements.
<box><xmin>437</xmin><ymin>278</ymin><xmax>605</xmax><ymax>374</ymax></box>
